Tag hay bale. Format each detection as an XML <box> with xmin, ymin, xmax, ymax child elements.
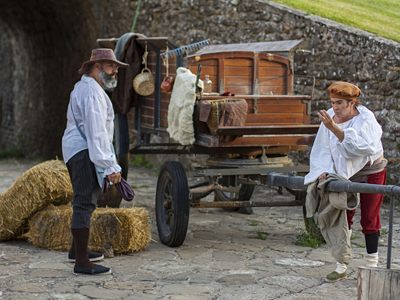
<box><xmin>0</xmin><ymin>160</ymin><xmax>73</xmax><ymax>241</ymax></box>
<box><xmin>28</xmin><ymin>205</ymin><xmax>151</xmax><ymax>255</ymax></box>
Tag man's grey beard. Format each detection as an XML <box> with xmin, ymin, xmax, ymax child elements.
<box><xmin>98</xmin><ymin>68</ymin><xmax>118</xmax><ymax>89</ymax></box>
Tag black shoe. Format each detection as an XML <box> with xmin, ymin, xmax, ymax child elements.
<box><xmin>68</xmin><ymin>251</ymin><xmax>104</xmax><ymax>263</ymax></box>
<box><xmin>73</xmin><ymin>264</ymin><xmax>112</xmax><ymax>275</ymax></box>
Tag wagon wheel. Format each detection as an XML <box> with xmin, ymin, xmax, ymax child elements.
<box><xmin>156</xmin><ymin>161</ymin><xmax>190</xmax><ymax>247</ymax></box>
<box><xmin>97</xmin><ymin>113</ymin><xmax>129</xmax><ymax>208</ymax></box>
<box><xmin>214</xmin><ymin>175</ymin><xmax>255</xmax><ymax>214</ymax></box>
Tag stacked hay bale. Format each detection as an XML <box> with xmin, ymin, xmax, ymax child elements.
<box><xmin>0</xmin><ymin>160</ymin><xmax>73</xmax><ymax>241</ymax></box>
<box><xmin>1</xmin><ymin>159</ymin><xmax>151</xmax><ymax>255</ymax></box>
<box><xmin>28</xmin><ymin>205</ymin><xmax>151</xmax><ymax>256</ymax></box>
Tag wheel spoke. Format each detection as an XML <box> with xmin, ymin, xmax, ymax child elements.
<box><xmin>167</xmin><ymin>182</ymin><xmax>175</xmax><ymax>228</ymax></box>
<box><xmin>162</xmin><ymin>178</ymin><xmax>175</xmax><ymax>228</ymax></box>
<box><xmin>163</xmin><ymin>179</ymin><xmax>171</xmax><ymax>196</ymax></box>
<box><xmin>220</xmin><ymin>184</ymin><xmax>241</xmax><ymax>200</ymax></box>
<box><xmin>166</xmin><ymin>208</ymin><xmax>174</xmax><ymax>228</ymax></box>
<box><xmin>162</xmin><ymin>178</ymin><xmax>172</xmax><ymax>206</ymax></box>
<box><xmin>167</xmin><ymin>180</ymin><xmax>172</xmax><ymax>196</ymax></box>
<box><xmin>163</xmin><ymin>199</ymin><xmax>171</xmax><ymax>210</ymax></box>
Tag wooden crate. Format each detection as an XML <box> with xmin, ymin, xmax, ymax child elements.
<box><xmin>183</xmin><ymin>40</ymin><xmax>318</xmax><ymax>154</ymax></box>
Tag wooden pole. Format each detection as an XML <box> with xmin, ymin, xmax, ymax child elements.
<box><xmin>358</xmin><ymin>267</ymin><xmax>400</xmax><ymax>300</ymax></box>
<box><xmin>130</xmin><ymin>0</ymin><xmax>142</xmax><ymax>33</ymax></box>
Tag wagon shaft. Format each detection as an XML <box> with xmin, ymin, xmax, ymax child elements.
<box><xmin>190</xmin><ymin>200</ymin><xmax>302</xmax><ymax>209</ymax></box>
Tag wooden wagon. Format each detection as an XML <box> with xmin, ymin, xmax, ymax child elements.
<box><xmin>98</xmin><ymin>35</ymin><xmax>319</xmax><ymax>247</ymax></box>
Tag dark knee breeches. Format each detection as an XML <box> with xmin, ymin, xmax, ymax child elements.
<box><xmin>66</xmin><ymin>149</ymin><xmax>100</xmax><ymax>229</ymax></box>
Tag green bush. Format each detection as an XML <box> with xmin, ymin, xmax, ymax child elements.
<box><xmin>296</xmin><ymin>230</ymin><xmax>325</xmax><ymax>248</ymax></box>
<box><xmin>297</xmin><ymin>216</ymin><xmax>325</xmax><ymax>248</ymax></box>
<box><xmin>254</xmin><ymin>230</ymin><xmax>268</xmax><ymax>240</ymax></box>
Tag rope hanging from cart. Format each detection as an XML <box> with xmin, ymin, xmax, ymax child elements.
<box><xmin>162</xmin><ymin>43</ymin><xmax>169</xmax><ymax>77</ymax></box>
<box><xmin>142</xmin><ymin>41</ymin><xmax>149</xmax><ymax>68</ymax></box>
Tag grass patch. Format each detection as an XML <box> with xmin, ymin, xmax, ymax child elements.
<box><xmin>273</xmin><ymin>0</ymin><xmax>400</xmax><ymax>42</ymax></box>
<box><xmin>296</xmin><ymin>230</ymin><xmax>325</xmax><ymax>248</ymax></box>
<box><xmin>248</xmin><ymin>220</ymin><xmax>259</xmax><ymax>226</ymax></box>
<box><xmin>381</xmin><ymin>228</ymin><xmax>389</xmax><ymax>235</ymax></box>
<box><xmin>130</xmin><ymin>155</ymin><xmax>153</xmax><ymax>169</ymax></box>
<box><xmin>351</xmin><ymin>234</ymin><xmax>360</xmax><ymax>240</ymax></box>
<box><xmin>298</xmin><ymin>217</ymin><xmax>325</xmax><ymax>248</ymax></box>
<box><xmin>254</xmin><ymin>230</ymin><xmax>268</xmax><ymax>240</ymax></box>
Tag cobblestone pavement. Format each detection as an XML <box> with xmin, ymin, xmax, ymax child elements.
<box><xmin>0</xmin><ymin>159</ymin><xmax>399</xmax><ymax>300</ymax></box>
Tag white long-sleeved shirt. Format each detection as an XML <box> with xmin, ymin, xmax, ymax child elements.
<box><xmin>304</xmin><ymin>105</ymin><xmax>383</xmax><ymax>185</ymax></box>
<box><xmin>62</xmin><ymin>75</ymin><xmax>121</xmax><ymax>176</ymax></box>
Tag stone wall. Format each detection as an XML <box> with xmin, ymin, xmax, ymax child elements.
<box><xmin>1</xmin><ymin>0</ymin><xmax>399</xmax><ymax>184</ymax></box>
<box><xmin>101</xmin><ymin>0</ymin><xmax>400</xmax><ymax>183</ymax></box>
<box><xmin>0</xmin><ymin>27</ymin><xmax>16</xmax><ymax>149</ymax></box>
<box><xmin>0</xmin><ymin>0</ymin><xmax>100</xmax><ymax>158</ymax></box>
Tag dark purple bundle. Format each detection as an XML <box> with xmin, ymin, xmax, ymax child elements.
<box><xmin>101</xmin><ymin>177</ymin><xmax>135</xmax><ymax>201</ymax></box>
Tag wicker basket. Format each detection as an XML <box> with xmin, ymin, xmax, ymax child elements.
<box><xmin>133</xmin><ymin>68</ymin><xmax>155</xmax><ymax>96</ymax></box>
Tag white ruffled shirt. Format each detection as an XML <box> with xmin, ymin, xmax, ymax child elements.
<box><xmin>62</xmin><ymin>75</ymin><xmax>121</xmax><ymax>176</ymax></box>
<box><xmin>304</xmin><ymin>105</ymin><xmax>383</xmax><ymax>185</ymax></box>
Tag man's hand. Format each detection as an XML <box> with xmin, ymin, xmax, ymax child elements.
<box><xmin>108</xmin><ymin>172</ymin><xmax>121</xmax><ymax>184</ymax></box>
<box><xmin>317</xmin><ymin>110</ymin><xmax>344</xmax><ymax>142</ymax></box>
<box><xmin>318</xmin><ymin>172</ymin><xmax>328</xmax><ymax>181</ymax></box>
<box><xmin>317</xmin><ymin>110</ymin><xmax>335</xmax><ymax>130</ymax></box>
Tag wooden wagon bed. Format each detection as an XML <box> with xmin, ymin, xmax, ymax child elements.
<box><xmin>96</xmin><ymin>35</ymin><xmax>320</xmax><ymax>247</ymax></box>
<box><xmin>115</xmin><ymin>38</ymin><xmax>319</xmax><ymax>156</ymax></box>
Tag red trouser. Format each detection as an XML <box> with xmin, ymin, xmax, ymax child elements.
<box><xmin>347</xmin><ymin>168</ymin><xmax>386</xmax><ymax>235</ymax></box>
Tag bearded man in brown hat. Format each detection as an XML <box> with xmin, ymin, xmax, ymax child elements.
<box><xmin>304</xmin><ymin>81</ymin><xmax>387</xmax><ymax>282</ymax></box>
<box><xmin>62</xmin><ymin>48</ymin><xmax>129</xmax><ymax>275</ymax></box>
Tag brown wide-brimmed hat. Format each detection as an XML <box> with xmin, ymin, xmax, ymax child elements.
<box><xmin>328</xmin><ymin>81</ymin><xmax>361</xmax><ymax>101</ymax></box>
<box><xmin>78</xmin><ymin>48</ymin><xmax>129</xmax><ymax>75</ymax></box>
